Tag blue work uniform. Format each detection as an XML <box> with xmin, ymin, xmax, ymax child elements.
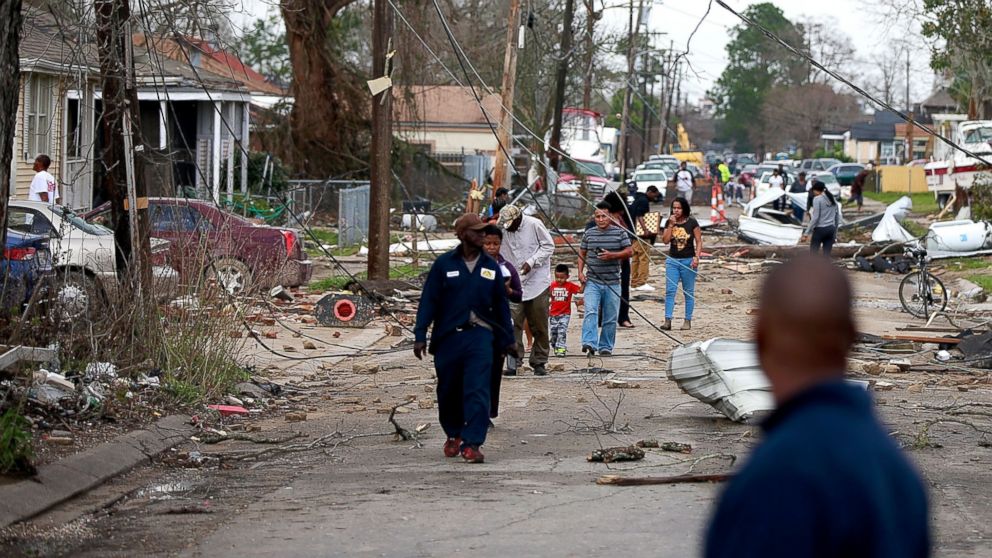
<box><xmin>414</xmin><ymin>247</ymin><xmax>514</xmax><ymax>448</ymax></box>
<box><xmin>706</xmin><ymin>380</ymin><xmax>930</xmax><ymax>558</ymax></box>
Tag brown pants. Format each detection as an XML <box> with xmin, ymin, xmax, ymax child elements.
<box><xmin>510</xmin><ymin>288</ymin><xmax>551</xmax><ymax>367</ymax></box>
<box><xmin>630</xmin><ymin>240</ymin><xmax>651</xmax><ymax>288</ymax></box>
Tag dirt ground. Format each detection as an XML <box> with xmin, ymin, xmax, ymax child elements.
<box><xmin>2</xmin><ymin>220</ymin><xmax>992</xmax><ymax>556</ymax></box>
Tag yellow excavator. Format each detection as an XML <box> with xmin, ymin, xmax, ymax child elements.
<box><xmin>670</xmin><ymin>123</ymin><xmax>705</xmax><ymax>168</ymax></box>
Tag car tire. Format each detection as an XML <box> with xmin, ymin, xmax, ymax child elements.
<box><xmin>208</xmin><ymin>258</ymin><xmax>252</xmax><ymax>295</ymax></box>
<box><xmin>49</xmin><ymin>270</ymin><xmax>103</xmax><ymax>322</ymax></box>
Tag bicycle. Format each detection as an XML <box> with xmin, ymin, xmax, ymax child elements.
<box><xmin>898</xmin><ymin>246</ymin><xmax>948</xmax><ymax>319</ymax></box>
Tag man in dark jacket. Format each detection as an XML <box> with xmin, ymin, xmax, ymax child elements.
<box><xmin>414</xmin><ymin>214</ymin><xmax>517</xmax><ymax>463</ymax></box>
<box><xmin>706</xmin><ymin>255</ymin><xmax>930</xmax><ymax>558</ymax></box>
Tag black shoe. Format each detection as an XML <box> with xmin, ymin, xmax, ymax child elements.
<box><xmin>533</xmin><ymin>364</ymin><xmax>547</xmax><ymax>376</ymax></box>
<box><xmin>599</xmin><ymin>350</ymin><xmax>612</xmax><ymax>357</ymax></box>
<box><xmin>503</xmin><ymin>368</ymin><xmax>517</xmax><ymax>376</ymax></box>
<box><xmin>582</xmin><ymin>345</ymin><xmax>596</xmax><ymax>356</ymax></box>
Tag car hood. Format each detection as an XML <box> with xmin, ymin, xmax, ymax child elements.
<box><xmin>559</xmin><ymin>173</ymin><xmax>609</xmax><ymax>184</ymax></box>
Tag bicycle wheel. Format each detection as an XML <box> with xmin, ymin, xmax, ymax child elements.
<box><xmin>899</xmin><ymin>271</ymin><xmax>948</xmax><ymax>319</ymax></box>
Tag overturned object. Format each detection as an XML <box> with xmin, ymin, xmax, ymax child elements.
<box><xmin>667</xmin><ymin>338</ymin><xmax>774</xmax><ymax>423</ymax></box>
<box><xmin>926</xmin><ymin>220</ymin><xmax>992</xmax><ymax>254</ymax></box>
<box><xmin>588</xmin><ymin>445</ymin><xmax>645</xmax><ymax>463</ymax></box>
<box><xmin>315</xmin><ymin>293</ymin><xmax>375</xmax><ymax>328</ymax></box>
<box><xmin>871</xmin><ymin>196</ymin><xmax>915</xmax><ymax>243</ymax></box>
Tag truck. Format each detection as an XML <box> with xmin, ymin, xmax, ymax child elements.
<box><xmin>924</xmin><ymin>118</ymin><xmax>992</xmax><ymax>206</ymax></box>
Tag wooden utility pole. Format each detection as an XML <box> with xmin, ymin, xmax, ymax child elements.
<box><xmin>96</xmin><ymin>0</ymin><xmax>150</xmax><ymax>291</ymax></box>
<box><xmin>661</xmin><ymin>44</ymin><xmax>677</xmax><ymax>154</ymax></box>
<box><xmin>617</xmin><ymin>0</ymin><xmax>643</xmax><ymax>180</ymax></box>
<box><xmin>548</xmin><ymin>0</ymin><xmax>575</xmax><ymax>172</ymax></box>
<box><xmin>368</xmin><ymin>0</ymin><xmax>393</xmax><ymax>280</ymax></box>
<box><xmin>582</xmin><ymin>0</ymin><xmax>598</xmax><ymax>109</ymax></box>
<box><xmin>492</xmin><ymin>0</ymin><xmax>521</xmax><ymax>190</ymax></box>
<box><xmin>0</xmin><ymin>0</ymin><xmax>22</xmax><ymax>253</ymax></box>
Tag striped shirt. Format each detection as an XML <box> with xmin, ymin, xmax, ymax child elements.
<box><xmin>581</xmin><ymin>225</ymin><xmax>631</xmax><ymax>285</ymax></box>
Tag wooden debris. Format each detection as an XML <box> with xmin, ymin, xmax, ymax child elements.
<box><xmin>660</xmin><ymin>442</ymin><xmax>693</xmax><ymax>454</ymax></box>
<box><xmin>636</xmin><ymin>439</ymin><xmax>659</xmax><ymax>448</ymax></box>
<box><xmin>596</xmin><ymin>473</ymin><xmax>732</xmax><ymax>486</ymax></box>
<box><xmin>587</xmin><ymin>446</ymin><xmax>645</xmax><ymax>463</ymax></box>
<box><xmin>881</xmin><ymin>334</ymin><xmax>961</xmax><ymax>345</ymax></box>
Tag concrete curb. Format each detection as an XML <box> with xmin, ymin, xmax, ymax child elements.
<box><xmin>0</xmin><ymin>414</ymin><xmax>192</xmax><ymax>528</ymax></box>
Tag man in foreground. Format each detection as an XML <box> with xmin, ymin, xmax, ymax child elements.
<box><xmin>414</xmin><ymin>214</ymin><xmax>516</xmax><ymax>463</ymax></box>
<box><xmin>706</xmin><ymin>255</ymin><xmax>930</xmax><ymax>557</ymax></box>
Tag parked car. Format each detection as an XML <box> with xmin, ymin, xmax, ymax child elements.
<box><xmin>1</xmin><ymin>229</ymin><xmax>53</xmax><ymax>313</ymax></box>
<box><xmin>809</xmin><ymin>171</ymin><xmax>843</xmax><ymax>200</ymax></box>
<box><xmin>9</xmin><ymin>200</ymin><xmax>177</xmax><ymax>317</ymax></box>
<box><xmin>631</xmin><ymin>170</ymin><xmax>668</xmax><ymax>200</ymax></box>
<box><xmin>799</xmin><ymin>158</ymin><xmax>842</xmax><ymax>172</ymax></box>
<box><xmin>827</xmin><ymin>163</ymin><xmax>866</xmax><ymax>186</ymax></box>
<box><xmin>85</xmin><ymin>198</ymin><xmax>312</xmax><ymax>294</ymax></box>
<box><xmin>557</xmin><ymin>158</ymin><xmax>614</xmax><ymax>198</ymax></box>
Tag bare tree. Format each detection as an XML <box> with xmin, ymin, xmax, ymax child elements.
<box><xmin>0</xmin><ymin>0</ymin><xmax>22</xmax><ymax>251</ymax></box>
<box><xmin>760</xmin><ymin>84</ymin><xmax>862</xmax><ymax>155</ymax></box>
<box><xmin>798</xmin><ymin>17</ymin><xmax>855</xmax><ymax>85</ymax></box>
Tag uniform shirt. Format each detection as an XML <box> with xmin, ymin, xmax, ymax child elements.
<box><xmin>414</xmin><ymin>247</ymin><xmax>514</xmax><ymax>354</ymax></box>
<box><xmin>499</xmin><ymin>215</ymin><xmax>555</xmax><ymax>301</ymax></box>
<box><xmin>706</xmin><ymin>381</ymin><xmax>930</xmax><ymax>558</ymax></box>
<box><xmin>718</xmin><ymin>163</ymin><xmax>731</xmax><ymax>183</ymax></box>
<box><xmin>676</xmin><ymin>169</ymin><xmax>694</xmax><ymax>192</ymax></box>
<box><xmin>580</xmin><ymin>225</ymin><xmax>630</xmax><ymax>285</ymax></box>
<box><xmin>549</xmin><ymin>280</ymin><xmax>581</xmax><ymax>316</ymax></box>
<box><xmin>29</xmin><ymin>170</ymin><xmax>58</xmax><ymax>205</ymax></box>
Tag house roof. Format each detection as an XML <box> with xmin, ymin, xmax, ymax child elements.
<box><xmin>848</xmin><ymin>110</ymin><xmax>901</xmax><ymax>141</ymax></box>
<box><xmin>19</xmin><ymin>7</ymin><xmax>99</xmax><ymax>72</ymax></box>
<box><xmin>921</xmin><ymin>88</ymin><xmax>958</xmax><ymax>111</ymax></box>
<box><xmin>394</xmin><ymin>85</ymin><xmax>503</xmax><ymax>127</ymax></box>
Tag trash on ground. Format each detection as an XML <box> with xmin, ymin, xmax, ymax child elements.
<box><xmin>207</xmin><ymin>404</ymin><xmax>250</xmax><ymax>417</ymax></box>
<box><xmin>587</xmin><ymin>445</ymin><xmax>645</xmax><ymax>463</ymax></box>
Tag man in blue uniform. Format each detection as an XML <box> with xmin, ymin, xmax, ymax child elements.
<box><xmin>414</xmin><ymin>213</ymin><xmax>516</xmax><ymax>463</ymax></box>
<box><xmin>706</xmin><ymin>255</ymin><xmax>930</xmax><ymax>557</ymax></box>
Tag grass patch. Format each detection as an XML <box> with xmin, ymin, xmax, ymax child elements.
<box><xmin>943</xmin><ymin>257</ymin><xmax>992</xmax><ymax>271</ymax></box>
<box><xmin>902</xmin><ymin>220</ymin><xmax>929</xmax><ymax>238</ymax></box>
<box><xmin>968</xmin><ymin>275</ymin><xmax>992</xmax><ymax>292</ymax></box>
<box><xmin>309</xmin><ymin>263</ymin><xmax>426</xmax><ymax>292</ymax></box>
<box><xmin>864</xmin><ymin>192</ymin><xmax>940</xmax><ymax>215</ymax></box>
<box><xmin>0</xmin><ymin>407</ymin><xmax>33</xmax><ymax>475</ymax></box>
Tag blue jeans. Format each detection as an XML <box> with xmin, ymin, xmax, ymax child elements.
<box><xmin>581</xmin><ymin>281</ymin><xmax>621</xmax><ymax>352</ymax></box>
<box><xmin>433</xmin><ymin>327</ymin><xmax>493</xmax><ymax>447</ymax></box>
<box><xmin>665</xmin><ymin>257</ymin><xmax>697</xmax><ymax>320</ymax></box>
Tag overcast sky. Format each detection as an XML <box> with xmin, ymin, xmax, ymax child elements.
<box><xmin>227</xmin><ymin>0</ymin><xmax>939</xmax><ymax>109</ymax></box>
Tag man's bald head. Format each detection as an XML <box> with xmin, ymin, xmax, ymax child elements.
<box><xmin>756</xmin><ymin>256</ymin><xmax>856</xmax><ymax>403</ymax></box>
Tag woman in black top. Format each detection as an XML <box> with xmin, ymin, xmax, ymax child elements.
<box><xmin>661</xmin><ymin>197</ymin><xmax>702</xmax><ymax>331</ymax></box>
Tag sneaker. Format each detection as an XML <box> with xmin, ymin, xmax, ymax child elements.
<box><xmin>555</xmin><ymin>348</ymin><xmax>566</xmax><ymax>357</ymax></box>
<box><xmin>582</xmin><ymin>345</ymin><xmax>596</xmax><ymax>356</ymax></box>
<box><xmin>443</xmin><ymin>437</ymin><xmax>462</xmax><ymax>458</ymax></box>
<box><xmin>533</xmin><ymin>364</ymin><xmax>548</xmax><ymax>376</ymax></box>
<box><xmin>599</xmin><ymin>350</ymin><xmax>612</xmax><ymax>357</ymax></box>
<box><xmin>461</xmin><ymin>446</ymin><xmax>485</xmax><ymax>463</ymax></box>
<box><xmin>633</xmin><ymin>284</ymin><xmax>656</xmax><ymax>292</ymax></box>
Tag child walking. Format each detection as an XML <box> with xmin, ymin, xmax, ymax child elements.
<box><xmin>549</xmin><ymin>263</ymin><xmax>581</xmax><ymax>357</ymax></box>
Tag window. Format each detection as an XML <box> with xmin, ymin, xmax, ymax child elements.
<box><xmin>151</xmin><ymin>204</ymin><xmax>208</xmax><ymax>233</ymax></box>
<box><xmin>66</xmin><ymin>98</ymin><xmax>82</xmax><ymax>159</ymax></box>
<box><xmin>8</xmin><ymin>208</ymin><xmax>54</xmax><ymax>236</ymax></box>
<box><xmin>24</xmin><ymin>74</ymin><xmax>55</xmax><ymax>160</ymax></box>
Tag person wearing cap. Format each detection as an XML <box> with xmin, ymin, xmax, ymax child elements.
<box><xmin>497</xmin><ymin>205</ymin><xmax>555</xmax><ymax>376</ymax></box>
<box><xmin>414</xmin><ymin>213</ymin><xmax>517</xmax><ymax>463</ymax></box>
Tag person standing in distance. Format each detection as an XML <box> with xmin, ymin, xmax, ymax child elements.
<box><xmin>660</xmin><ymin>197</ymin><xmax>701</xmax><ymax>331</ymax></box>
<box><xmin>498</xmin><ymin>205</ymin><xmax>555</xmax><ymax>376</ymax></box>
<box><xmin>802</xmin><ymin>181</ymin><xmax>840</xmax><ymax>257</ymax></box>
<box><xmin>29</xmin><ymin>154</ymin><xmax>60</xmax><ymax>206</ymax></box>
<box><xmin>706</xmin><ymin>256</ymin><xmax>929</xmax><ymax>558</ymax></box>
<box><xmin>577</xmin><ymin>202</ymin><xmax>632</xmax><ymax>357</ymax></box>
<box><xmin>413</xmin><ymin>214</ymin><xmax>516</xmax><ymax>463</ymax></box>
<box><xmin>675</xmin><ymin>161</ymin><xmax>695</xmax><ymax>204</ymax></box>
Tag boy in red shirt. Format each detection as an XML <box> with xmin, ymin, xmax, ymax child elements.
<box><xmin>549</xmin><ymin>263</ymin><xmax>582</xmax><ymax>357</ymax></box>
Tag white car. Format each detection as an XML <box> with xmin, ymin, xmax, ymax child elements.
<box><xmin>632</xmin><ymin>169</ymin><xmax>668</xmax><ymax>199</ymax></box>
<box><xmin>8</xmin><ymin>200</ymin><xmax>178</xmax><ymax>317</ymax></box>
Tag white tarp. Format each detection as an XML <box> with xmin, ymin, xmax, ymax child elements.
<box><xmin>926</xmin><ymin>220</ymin><xmax>992</xmax><ymax>252</ymax></box>
<box><xmin>871</xmin><ymin>196</ymin><xmax>915</xmax><ymax>243</ymax></box>
<box><xmin>744</xmin><ymin>186</ymin><xmax>788</xmax><ymax>218</ymax></box>
<box><xmin>388</xmin><ymin>238</ymin><xmax>461</xmax><ymax>255</ymax></box>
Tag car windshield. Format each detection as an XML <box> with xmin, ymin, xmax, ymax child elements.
<box><xmin>820</xmin><ymin>159</ymin><xmax>841</xmax><ymax>168</ymax></box>
<box><xmin>964</xmin><ymin>127</ymin><xmax>992</xmax><ymax>144</ymax></box>
<box><xmin>636</xmin><ymin>172</ymin><xmax>667</xmax><ymax>182</ymax></box>
<box><xmin>54</xmin><ymin>206</ymin><xmax>113</xmax><ymax>236</ymax></box>
<box><xmin>565</xmin><ymin>160</ymin><xmax>606</xmax><ymax>177</ymax></box>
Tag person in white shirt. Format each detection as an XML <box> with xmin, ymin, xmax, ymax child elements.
<box><xmin>498</xmin><ymin>204</ymin><xmax>555</xmax><ymax>376</ymax></box>
<box><xmin>767</xmin><ymin>168</ymin><xmax>785</xmax><ymax>210</ymax></box>
<box><xmin>675</xmin><ymin>162</ymin><xmax>695</xmax><ymax>204</ymax></box>
<box><xmin>28</xmin><ymin>154</ymin><xmax>60</xmax><ymax>206</ymax></box>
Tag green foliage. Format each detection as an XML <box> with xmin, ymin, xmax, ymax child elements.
<box><xmin>709</xmin><ymin>2</ymin><xmax>808</xmax><ymax>150</ymax></box>
<box><xmin>970</xmin><ymin>173</ymin><xmax>992</xmax><ymax>221</ymax></box>
<box><xmin>247</xmin><ymin>151</ymin><xmax>289</xmax><ymax>193</ymax></box>
<box><xmin>921</xmin><ymin>0</ymin><xmax>992</xmax><ymax>115</ymax></box>
<box><xmin>0</xmin><ymin>407</ymin><xmax>34</xmax><ymax>475</ymax></box>
<box><xmin>309</xmin><ymin>263</ymin><xmax>425</xmax><ymax>292</ymax></box>
<box><xmin>812</xmin><ymin>147</ymin><xmax>853</xmax><ymax>162</ymax></box>
<box><xmin>236</xmin><ymin>11</ymin><xmax>291</xmax><ymax>85</ymax></box>
<box><xmin>864</xmin><ymin>192</ymin><xmax>941</xmax><ymax>215</ymax></box>
<box><xmin>968</xmin><ymin>274</ymin><xmax>992</xmax><ymax>292</ymax></box>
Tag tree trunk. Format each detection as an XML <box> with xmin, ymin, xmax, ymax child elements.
<box><xmin>280</xmin><ymin>0</ymin><xmax>367</xmax><ymax>176</ymax></box>
<box><xmin>0</xmin><ymin>0</ymin><xmax>22</xmax><ymax>252</ymax></box>
<box><xmin>95</xmin><ymin>0</ymin><xmax>151</xmax><ymax>292</ymax></box>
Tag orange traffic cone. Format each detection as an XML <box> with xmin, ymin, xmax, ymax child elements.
<box><xmin>710</xmin><ymin>184</ymin><xmax>727</xmax><ymax>223</ymax></box>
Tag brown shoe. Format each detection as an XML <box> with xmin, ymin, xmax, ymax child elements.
<box><xmin>681</xmin><ymin>320</ymin><xmax>692</xmax><ymax>331</ymax></box>
<box><xmin>660</xmin><ymin>319</ymin><xmax>672</xmax><ymax>331</ymax></box>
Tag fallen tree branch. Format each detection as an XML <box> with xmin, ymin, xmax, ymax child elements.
<box><xmin>596</xmin><ymin>473</ymin><xmax>733</xmax><ymax>486</ymax></box>
<box><xmin>199</xmin><ymin>432</ymin><xmax>304</xmax><ymax>445</ymax></box>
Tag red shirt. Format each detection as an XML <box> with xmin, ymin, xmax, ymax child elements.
<box><xmin>549</xmin><ymin>280</ymin><xmax>581</xmax><ymax>316</ymax></box>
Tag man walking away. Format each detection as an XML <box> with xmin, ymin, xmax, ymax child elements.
<box><xmin>675</xmin><ymin>162</ymin><xmax>695</xmax><ymax>204</ymax></box>
<box><xmin>414</xmin><ymin>214</ymin><xmax>516</xmax><ymax>463</ymax></box>
<box><xmin>706</xmin><ymin>256</ymin><xmax>930</xmax><ymax>557</ymax></box>
<box><xmin>629</xmin><ymin>185</ymin><xmax>661</xmax><ymax>291</ymax></box>
<box><xmin>578</xmin><ymin>202</ymin><xmax>632</xmax><ymax>357</ymax></box>
<box><xmin>498</xmin><ymin>205</ymin><xmax>555</xmax><ymax>376</ymax></box>
<box><xmin>29</xmin><ymin>154</ymin><xmax>60</xmax><ymax>206</ymax></box>
<box><xmin>852</xmin><ymin>164</ymin><xmax>869</xmax><ymax>213</ymax></box>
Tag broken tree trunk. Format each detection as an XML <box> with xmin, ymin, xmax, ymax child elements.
<box><xmin>596</xmin><ymin>473</ymin><xmax>733</xmax><ymax>486</ymax></box>
<box><xmin>0</xmin><ymin>0</ymin><xmax>22</xmax><ymax>252</ymax></box>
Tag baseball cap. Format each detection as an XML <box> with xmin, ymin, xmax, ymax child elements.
<box><xmin>497</xmin><ymin>205</ymin><xmax>522</xmax><ymax>229</ymax></box>
<box><xmin>453</xmin><ymin>213</ymin><xmax>488</xmax><ymax>235</ymax></box>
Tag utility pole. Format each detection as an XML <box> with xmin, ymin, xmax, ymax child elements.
<box><xmin>492</xmin><ymin>0</ymin><xmax>521</xmax><ymax>190</ymax></box>
<box><xmin>368</xmin><ymin>0</ymin><xmax>393</xmax><ymax>280</ymax></box>
<box><xmin>582</xmin><ymin>0</ymin><xmax>597</xmax><ymax>110</ymax></box>
<box><xmin>548</xmin><ymin>0</ymin><xmax>576</xmax><ymax>172</ymax></box>
<box><xmin>617</xmin><ymin>0</ymin><xmax>644</xmax><ymax>180</ymax></box>
<box><xmin>905</xmin><ymin>49</ymin><xmax>911</xmax><ymax>115</ymax></box>
<box><xmin>661</xmin><ymin>43</ymin><xmax>677</xmax><ymax>154</ymax></box>
<box><xmin>639</xmin><ymin>49</ymin><xmax>652</xmax><ymax>161</ymax></box>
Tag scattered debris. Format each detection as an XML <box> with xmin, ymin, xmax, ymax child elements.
<box><xmin>668</xmin><ymin>338</ymin><xmax>773</xmax><ymax>423</ymax></box>
<box><xmin>207</xmin><ymin>405</ymin><xmax>249</xmax><ymax>417</ymax></box>
<box><xmin>635</xmin><ymin>439</ymin><xmax>659</xmax><ymax>448</ymax></box>
<box><xmin>315</xmin><ymin>293</ymin><xmax>375</xmax><ymax>328</ymax></box>
<box><xmin>302</xmin><ymin>341</ymin><xmax>318</xmax><ymax>350</ymax></box>
<box><xmin>587</xmin><ymin>446</ymin><xmax>645</xmax><ymax>463</ymax></box>
<box><xmin>660</xmin><ymin>442</ymin><xmax>693</xmax><ymax>454</ymax></box>
<box><xmin>604</xmin><ymin>379</ymin><xmax>640</xmax><ymax>389</ymax></box>
<box><xmin>596</xmin><ymin>473</ymin><xmax>732</xmax><ymax>486</ymax></box>
<box><xmin>270</xmin><ymin>285</ymin><xmax>295</xmax><ymax>302</ymax></box>
<box><xmin>285</xmin><ymin>411</ymin><xmax>308</xmax><ymax>422</ymax></box>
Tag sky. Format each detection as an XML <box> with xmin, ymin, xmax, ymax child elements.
<box><xmin>225</xmin><ymin>0</ymin><xmax>939</xmax><ymax>109</ymax></box>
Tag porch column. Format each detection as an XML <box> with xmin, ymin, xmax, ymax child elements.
<box><xmin>212</xmin><ymin>100</ymin><xmax>221</xmax><ymax>203</ymax></box>
<box><xmin>241</xmin><ymin>102</ymin><xmax>249</xmax><ymax>196</ymax></box>
<box><xmin>158</xmin><ymin>101</ymin><xmax>168</xmax><ymax>150</ymax></box>
<box><xmin>226</xmin><ymin>101</ymin><xmax>235</xmax><ymax>198</ymax></box>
